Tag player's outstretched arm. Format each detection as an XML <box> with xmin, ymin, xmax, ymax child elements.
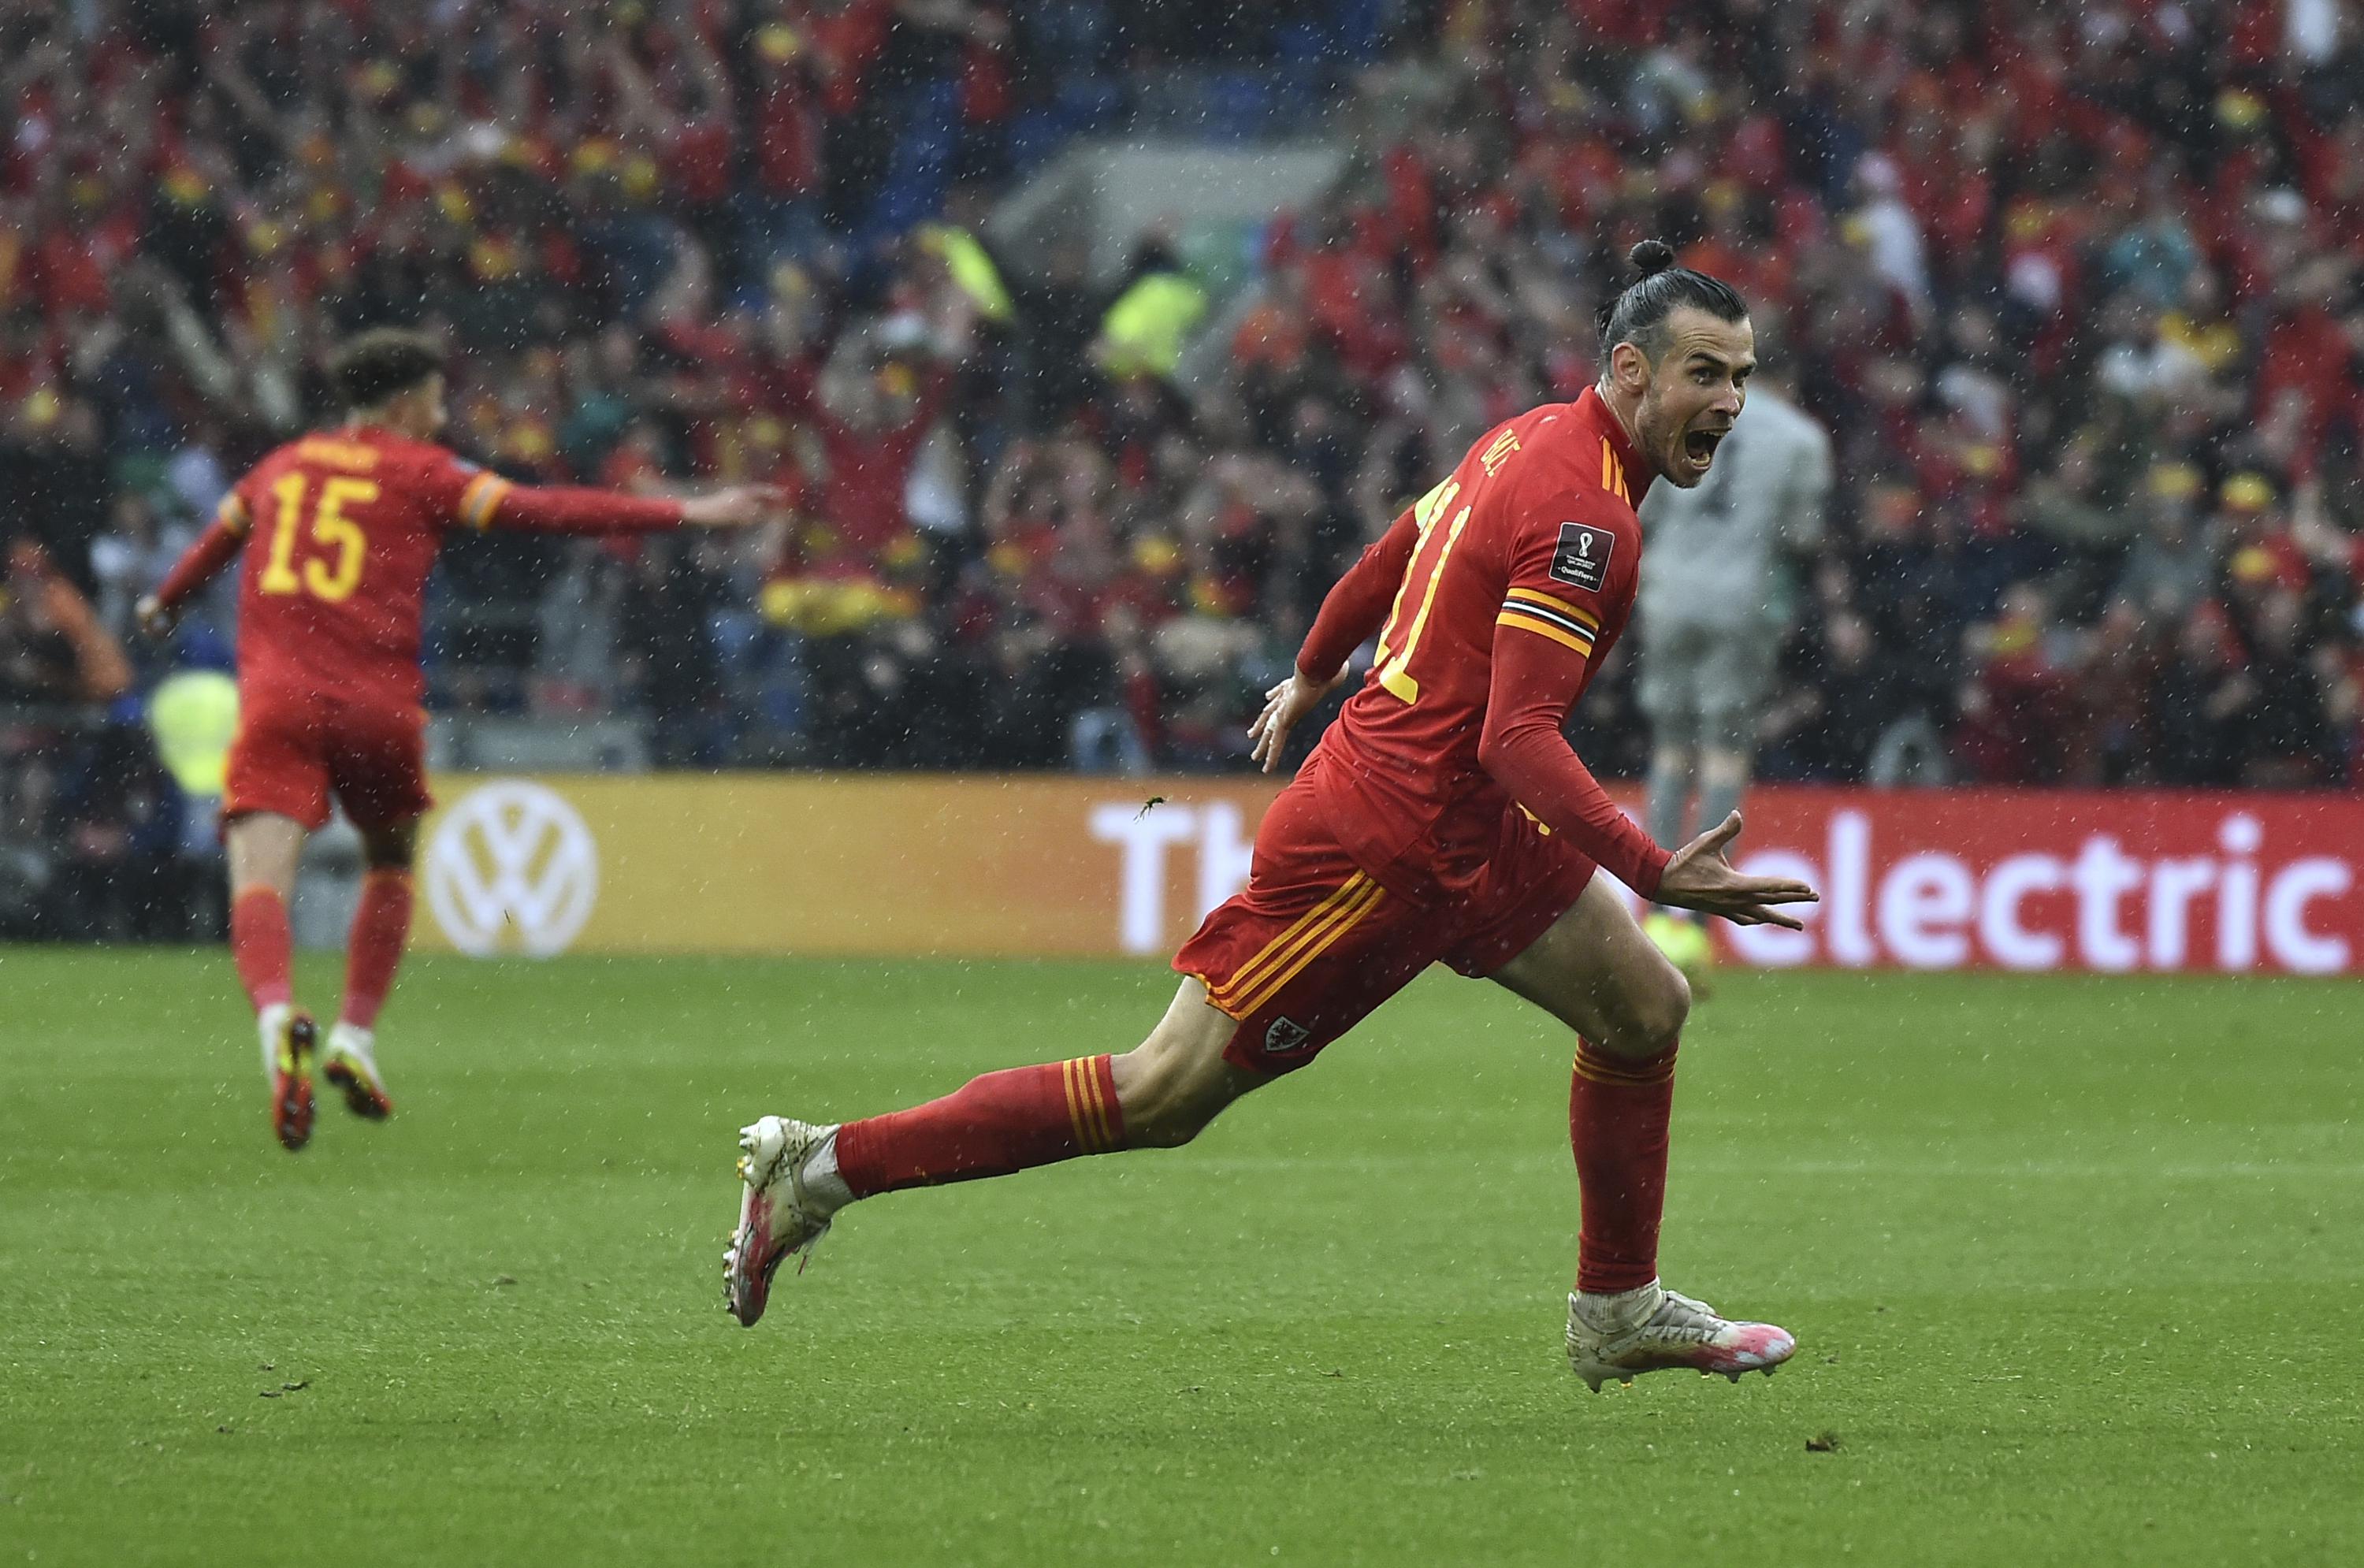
<box><xmin>139</xmin><ymin>508</ymin><xmax>250</xmax><ymax>636</ymax></box>
<box><xmin>466</xmin><ymin>473</ymin><xmax>783</xmax><ymax>533</ymax></box>
<box><xmin>1654</xmin><ymin>811</ymin><xmax>1818</xmax><ymax>929</ymax></box>
<box><xmin>678</xmin><ymin>484</ymin><xmax>787</xmax><ymax>526</ymax></box>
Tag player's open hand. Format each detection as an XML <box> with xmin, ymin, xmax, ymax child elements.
<box><xmin>1654</xmin><ymin>811</ymin><xmax>1819</xmax><ymax>929</ymax></box>
<box><xmin>1248</xmin><ymin>667</ymin><xmax>1346</xmax><ymax>774</ymax></box>
<box><xmin>681</xmin><ymin>485</ymin><xmax>788</xmax><ymax>526</ymax></box>
<box><xmin>133</xmin><ymin>596</ymin><xmax>178</xmax><ymax>641</ymax></box>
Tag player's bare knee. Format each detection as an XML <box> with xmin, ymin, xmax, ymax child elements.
<box><xmin>1128</xmin><ymin>1094</ymin><xmax>1219</xmax><ymax>1150</ymax></box>
<box><xmin>1598</xmin><ymin>959</ymin><xmax>1690</xmax><ymax>1058</ymax></box>
<box><xmin>1111</xmin><ymin>1044</ymin><xmax>1225</xmax><ymax>1147</ymax></box>
<box><xmin>1113</xmin><ymin>1005</ymin><xmax>1247</xmax><ymax>1149</ymax></box>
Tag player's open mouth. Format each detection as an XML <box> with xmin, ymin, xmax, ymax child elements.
<box><xmin>1682</xmin><ymin>428</ymin><xmax>1726</xmax><ymax>468</ymax></box>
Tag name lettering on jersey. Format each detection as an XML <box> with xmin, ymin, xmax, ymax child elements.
<box><xmin>296</xmin><ymin>437</ymin><xmax>383</xmax><ymax>471</ymax></box>
<box><xmin>1479</xmin><ymin>429</ymin><xmax>1522</xmax><ymax>476</ymax></box>
<box><xmin>1549</xmin><ymin>522</ymin><xmax>1615</xmax><ymax>594</ymax></box>
<box><xmin>1598</xmin><ymin>439</ymin><xmax>1631</xmax><ymax>505</ymax></box>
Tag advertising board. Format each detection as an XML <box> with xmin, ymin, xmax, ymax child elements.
<box><xmin>412</xmin><ymin>777</ymin><xmax>2359</xmax><ymax>975</ymax></box>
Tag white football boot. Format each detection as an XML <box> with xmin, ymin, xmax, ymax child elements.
<box><xmin>1567</xmin><ymin>1280</ymin><xmax>1796</xmax><ymax>1392</ymax></box>
<box><xmin>723</xmin><ymin>1117</ymin><xmax>842</xmax><ymax>1327</ymax></box>
<box><xmin>322</xmin><ymin>1023</ymin><xmax>393</xmax><ymax>1120</ymax></box>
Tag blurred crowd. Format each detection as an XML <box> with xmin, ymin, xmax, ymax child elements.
<box><xmin>1267</xmin><ymin>0</ymin><xmax>2364</xmax><ymax>792</ymax></box>
<box><xmin>5</xmin><ymin>0</ymin><xmax>2364</xmax><ymax>934</ymax></box>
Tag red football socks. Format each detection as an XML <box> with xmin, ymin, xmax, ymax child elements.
<box><xmin>1568</xmin><ymin>1037</ymin><xmax>1678</xmax><ymax>1295</ymax></box>
<box><xmin>339</xmin><ymin>868</ymin><xmax>414</xmax><ymax>1031</ymax></box>
<box><xmin>229</xmin><ymin>887</ymin><xmax>294</xmax><ymax>1012</ymax></box>
<box><xmin>834</xmin><ymin>1056</ymin><xmax>1126</xmax><ymax>1198</ymax></box>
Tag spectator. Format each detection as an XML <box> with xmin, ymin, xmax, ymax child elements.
<box><xmin>2</xmin><ymin>540</ymin><xmax>131</xmax><ymax>705</ymax></box>
<box><xmin>2</xmin><ymin>0</ymin><xmax>2358</xmax><ymax>797</ymax></box>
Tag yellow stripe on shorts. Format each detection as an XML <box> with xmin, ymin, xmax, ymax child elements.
<box><xmin>1208</xmin><ymin>874</ymin><xmax>1372</xmax><ymax>1010</ymax></box>
<box><xmin>1226</xmin><ymin>878</ymin><xmax>1386</xmax><ymax>1018</ymax></box>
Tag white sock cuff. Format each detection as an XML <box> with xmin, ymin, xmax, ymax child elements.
<box><xmin>1574</xmin><ymin>1279</ymin><xmax>1665</xmax><ymax>1332</ymax></box>
<box><xmin>258</xmin><ymin>1004</ymin><xmax>292</xmax><ymax>1077</ymax></box>
<box><xmin>802</xmin><ymin>1125</ymin><xmax>853</xmax><ymax>1213</ymax></box>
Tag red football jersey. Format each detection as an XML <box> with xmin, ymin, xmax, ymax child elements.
<box><xmin>159</xmin><ymin>425</ymin><xmax>684</xmax><ymax>708</ymax></box>
<box><xmin>1297</xmin><ymin>388</ymin><xmax>1663</xmax><ymax>898</ymax></box>
<box><xmin>216</xmin><ymin>429</ymin><xmax>507</xmax><ymax>708</ymax></box>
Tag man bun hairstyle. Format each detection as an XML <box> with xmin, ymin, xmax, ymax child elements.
<box><xmin>330</xmin><ymin>328</ymin><xmax>445</xmax><ymax>410</ymax></box>
<box><xmin>1628</xmin><ymin>238</ymin><xmax>1678</xmax><ymax>275</ymax></box>
<box><xmin>1596</xmin><ymin>239</ymin><xmax>1747</xmax><ymax>362</ymax></box>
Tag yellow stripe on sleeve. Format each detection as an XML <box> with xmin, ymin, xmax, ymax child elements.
<box><xmin>1496</xmin><ymin>610</ymin><xmax>1596</xmax><ymax>656</ymax></box>
<box><xmin>1504</xmin><ymin>586</ymin><xmax>1600</xmax><ymax>630</ymax></box>
<box><xmin>217</xmin><ymin>494</ymin><xmax>251</xmax><ymax>536</ymax></box>
<box><xmin>457</xmin><ymin>472</ymin><xmax>511</xmax><ymax>529</ymax></box>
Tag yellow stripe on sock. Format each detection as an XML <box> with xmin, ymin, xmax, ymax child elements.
<box><xmin>1077</xmin><ymin>1057</ymin><xmax>1113</xmax><ymax>1151</ymax></box>
<box><xmin>1061</xmin><ymin>1057</ymin><xmax>1093</xmax><ymax>1149</ymax></box>
<box><xmin>1573</xmin><ymin>1049</ymin><xmax>1675</xmax><ymax>1087</ymax></box>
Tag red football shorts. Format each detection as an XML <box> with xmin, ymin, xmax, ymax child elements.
<box><xmin>223</xmin><ymin>687</ymin><xmax>433</xmax><ymax>832</ymax></box>
<box><xmin>1174</xmin><ymin>763</ymin><xmax>1597</xmax><ymax>1075</ymax></box>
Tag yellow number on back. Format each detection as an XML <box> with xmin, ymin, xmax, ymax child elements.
<box><xmin>304</xmin><ymin>478</ymin><xmax>376</xmax><ymax>602</ymax></box>
<box><xmin>261</xmin><ymin>473</ymin><xmax>307</xmax><ymax>595</ymax></box>
<box><xmin>258</xmin><ymin>473</ymin><xmax>374</xmax><ymax>602</ymax></box>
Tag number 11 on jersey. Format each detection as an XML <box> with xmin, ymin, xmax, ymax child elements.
<box><xmin>1373</xmin><ymin>477</ymin><xmax>1470</xmax><ymax>705</ymax></box>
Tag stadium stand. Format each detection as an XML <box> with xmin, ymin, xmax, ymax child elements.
<box><xmin>2</xmin><ymin>0</ymin><xmax>2361</xmax><ymax>938</ymax></box>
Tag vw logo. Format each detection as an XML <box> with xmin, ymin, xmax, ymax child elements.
<box><xmin>423</xmin><ymin>780</ymin><xmax>599</xmax><ymax>957</ymax></box>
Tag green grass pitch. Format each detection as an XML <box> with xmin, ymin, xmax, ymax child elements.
<box><xmin>2</xmin><ymin>948</ymin><xmax>2359</xmax><ymax>1565</ymax></box>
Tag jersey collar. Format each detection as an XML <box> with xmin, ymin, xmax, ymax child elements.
<box><xmin>1574</xmin><ymin>386</ymin><xmax>1649</xmax><ymax>507</ymax></box>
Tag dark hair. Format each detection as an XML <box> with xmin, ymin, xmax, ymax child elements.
<box><xmin>329</xmin><ymin>328</ymin><xmax>445</xmax><ymax>410</ymax></box>
<box><xmin>1596</xmin><ymin>240</ymin><xmax>1747</xmax><ymax>362</ymax></box>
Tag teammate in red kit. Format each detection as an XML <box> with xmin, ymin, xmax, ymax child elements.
<box><xmin>722</xmin><ymin>243</ymin><xmax>1817</xmax><ymax>1389</ymax></box>
<box><xmin>139</xmin><ymin>329</ymin><xmax>776</xmax><ymax>1152</ymax></box>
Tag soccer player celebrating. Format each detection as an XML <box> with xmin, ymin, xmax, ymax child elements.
<box><xmin>139</xmin><ymin>329</ymin><xmax>776</xmax><ymax>1152</ymax></box>
<box><xmin>723</xmin><ymin>243</ymin><xmax>1817</xmax><ymax>1391</ymax></box>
